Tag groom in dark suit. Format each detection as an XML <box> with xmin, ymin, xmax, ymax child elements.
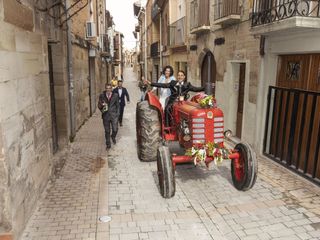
<box><xmin>98</xmin><ymin>83</ymin><xmax>120</xmax><ymax>150</ymax></box>
<box><xmin>112</xmin><ymin>80</ymin><xmax>130</xmax><ymax>126</ymax></box>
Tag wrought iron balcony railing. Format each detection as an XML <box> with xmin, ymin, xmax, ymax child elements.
<box><xmin>214</xmin><ymin>0</ymin><xmax>240</xmax><ymax>21</ymax></box>
<box><xmin>169</xmin><ymin>17</ymin><xmax>186</xmax><ymax>47</ymax></box>
<box><xmin>190</xmin><ymin>0</ymin><xmax>210</xmax><ymax>34</ymax></box>
<box><xmin>252</xmin><ymin>0</ymin><xmax>320</xmax><ymax>27</ymax></box>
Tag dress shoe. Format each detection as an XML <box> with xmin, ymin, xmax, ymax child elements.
<box><xmin>106</xmin><ymin>145</ymin><xmax>111</xmax><ymax>150</ymax></box>
<box><xmin>119</xmin><ymin>122</ymin><xmax>123</xmax><ymax>127</ymax></box>
<box><xmin>112</xmin><ymin>137</ymin><xmax>116</xmax><ymax>144</ymax></box>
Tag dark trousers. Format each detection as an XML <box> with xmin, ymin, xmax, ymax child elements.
<box><xmin>164</xmin><ymin>98</ymin><xmax>175</xmax><ymax>127</ymax></box>
<box><xmin>103</xmin><ymin>115</ymin><xmax>118</xmax><ymax>146</ymax></box>
<box><xmin>119</xmin><ymin>105</ymin><xmax>125</xmax><ymax>124</ymax></box>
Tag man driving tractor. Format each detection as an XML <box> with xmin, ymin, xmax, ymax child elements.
<box><xmin>145</xmin><ymin>70</ymin><xmax>204</xmax><ymax>126</ymax></box>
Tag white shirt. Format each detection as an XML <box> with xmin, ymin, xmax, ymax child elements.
<box><xmin>118</xmin><ymin>88</ymin><xmax>123</xmax><ymax>98</ymax></box>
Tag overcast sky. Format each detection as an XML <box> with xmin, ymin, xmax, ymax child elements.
<box><xmin>106</xmin><ymin>0</ymin><xmax>138</xmax><ymax>50</ymax></box>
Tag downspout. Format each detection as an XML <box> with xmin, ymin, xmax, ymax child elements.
<box><xmin>65</xmin><ymin>0</ymin><xmax>76</xmax><ymax>138</ymax></box>
<box><xmin>119</xmin><ymin>33</ymin><xmax>122</xmax><ymax>78</ymax></box>
<box><xmin>159</xmin><ymin>10</ymin><xmax>162</xmax><ymax>71</ymax></box>
<box><xmin>144</xmin><ymin>9</ymin><xmax>148</xmax><ymax>80</ymax></box>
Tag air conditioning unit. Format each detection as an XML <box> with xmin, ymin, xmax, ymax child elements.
<box><xmin>86</xmin><ymin>21</ymin><xmax>96</xmax><ymax>38</ymax></box>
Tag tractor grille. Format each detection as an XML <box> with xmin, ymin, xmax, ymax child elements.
<box><xmin>191</xmin><ymin>117</ymin><xmax>224</xmax><ymax>144</ymax></box>
<box><xmin>192</xmin><ymin>118</ymin><xmax>205</xmax><ymax>144</ymax></box>
<box><xmin>214</xmin><ymin>117</ymin><xmax>224</xmax><ymax>143</ymax></box>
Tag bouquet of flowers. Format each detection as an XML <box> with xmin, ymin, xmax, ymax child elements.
<box><xmin>102</xmin><ymin>102</ymin><xmax>108</xmax><ymax>113</ymax></box>
<box><xmin>199</xmin><ymin>95</ymin><xmax>216</xmax><ymax>108</ymax></box>
<box><xmin>186</xmin><ymin>142</ymin><xmax>230</xmax><ymax>166</ymax></box>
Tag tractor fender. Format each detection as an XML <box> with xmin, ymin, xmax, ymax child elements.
<box><xmin>145</xmin><ymin>92</ymin><xmax>165</xmax><ymax>135</ymax></box>
<box><xmin>145</xmin><ymin>92</ymin><xmax>164</xmax><ymax>116</ymax></box>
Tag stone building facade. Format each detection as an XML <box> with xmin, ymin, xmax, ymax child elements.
<box><xmin>187</xmin><ymin>0</ymin><xmax>261</xmax><ymax>147</ymax></box>
<box><xmin>0</xmin><ymin>0</ymin><xmax>108</xmax><ymax>238</ymax></box>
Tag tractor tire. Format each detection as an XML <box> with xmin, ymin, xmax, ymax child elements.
<box><xmin>157</xmin><ymin>146</ymin><xmax>175</xmax><ymax>198</ymax></box>
<box><xmin>231</xmin><ymin>142</ymin><xmax>258</xmax><ymax>191</ymax></box>
<box><xmin>136</xmin><ymin>101</ymin><xmax>161</xmax><ymax>162</ymax></box>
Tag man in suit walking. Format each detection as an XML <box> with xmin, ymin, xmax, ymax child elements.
<box><xmin>112</xmin><ymin>79</ymin><xmax>130</xmax><ymax>126</ymax></box>
<box><xmin>98</xmin><ymin>83</ymin><xmax>120</xmax><ymax>150</ymax></box>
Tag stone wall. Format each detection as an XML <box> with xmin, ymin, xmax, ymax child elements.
<box><xmin>0</xmin><ymin>0</ymin><xmax>106</xmax><ymax>238</ymax></box>
<box><xmin>0</xmin><ymin>0</ymin><xmax>55</xmax><ymax>237</ymax></box>
<box><xmin>70</xmin><ymin>0</ymin><xmax>105</xmax><ymax>129</ymax></box>
<box><xmin>73</xmin><ymin>45</ymin><xmax>91</xmax><ymax>129</ymax></box>
<box><xmin>51</xmin><ymin>38</ymin><xmax>70</xmax><ymax>147</ymax></box>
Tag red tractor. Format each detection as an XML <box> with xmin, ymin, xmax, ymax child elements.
<box><xmin>136</xmin><ymin>91</ymin><xmax>257</xmax><ymax>198</ymax></box>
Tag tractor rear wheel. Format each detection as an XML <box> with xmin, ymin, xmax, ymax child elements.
<box><xmin>157</xmin><ymin>146</ymin><xmax>175</xmax><ymax>198</ymax></box>
<box><xmin>136</xmin><ymin>101</ymin><xmax>161</xmax><ymax>162</ymax></box>
<box><xmin>231</xmin><ymin>142</ymin><xmax>258</xmax><ymax>191</ymax></box>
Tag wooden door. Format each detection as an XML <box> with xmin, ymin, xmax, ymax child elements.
<box><xmin>201</xmin><ymin>51</ymin><xmax>216</xmax><ymax>95</ymax></box>
<box><xmin>266</xmin><ymin>53</ymin><xmax>320</xmax><ymax>181</ymax></box>
<box><xmin>277</xmin><ymin>54</ymin><xmax>310</xmax><ymax>89</ymax></box>
<box><xmin>236</xmin><ymin>63</ymin><xmax>246</xmax><ymax>138</ymax></box>
<box><xmin>309</xmin><ymin>54</ymin><xmax>320</xmax><ymax>92</ymax></box>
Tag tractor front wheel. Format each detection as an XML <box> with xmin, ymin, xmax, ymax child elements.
<box><xmin>157</xmin><ymin>146</ymin><xmax>175</xmax><ymax>198</ymax></box>
<box><xmin>231</xmin><ymin>143</ymin><xmax>258</xmax><ymax>191</ymax></box>
<box><xmin>136</xmin><ymin>101</ymin><xmax>161</xmax><ymax>162</ymax></box>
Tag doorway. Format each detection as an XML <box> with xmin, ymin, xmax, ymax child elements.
<box><xmin>236</xmin><ymin>63</ymin><xmax>246</xmax><ymax>138</ymax></box>
<box><xmin>48</xmin><ymin>44</ymin><xmax>58</xmax><ymax>153</ymax></box>
<box><xmin>89</xmin><ymin>57</ymin><xmax>96</xmax><ymax>116</ymax></box>
<box><xmin>201</xmin><ymin>51</ymin><xmax>216</xmax><ymax>95</ymax></box>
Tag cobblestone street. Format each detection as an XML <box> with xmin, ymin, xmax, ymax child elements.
<box><xmin>21</xmin><ymin>68</ymin><xmax>320</xmax><ymax>240</ymax></box>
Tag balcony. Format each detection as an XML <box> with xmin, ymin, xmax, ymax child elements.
<box><xmin>190</xmin><ymin>0</ymin><xmax>210</xmax><ymax>34</ymax></box>
<box><xmin>169</xmin><ymin>17</ymin><xmax>186</xmax><ymax>47</ymax></box>
<box><xmin>150</xmin><ymin>41</ymin><xmax>159</xmax><ymax>58</ymax></box>
<box><xmin>213</xmin><ymin>0</ymin><xmax>241</xmax><ymax>26</ymax></box>
<box><xmin>114</xmin><ymin>37</ymin><xmax>120</xmax><ymax>50</ymax></box>
<box><xmin>251</xmin><ymin>0</ymin><xmax>320</xmax><ymax>35</ymax></box>
<box><xmin>101</xmin><ymin>34</ymin><xmax>110</xmax><ymax>57</ymax></box>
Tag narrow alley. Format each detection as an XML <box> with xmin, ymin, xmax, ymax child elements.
<box><xmin>21</xmin><ymin>67</ymin><xmax>320</xmax><ymax>240</ymax></box>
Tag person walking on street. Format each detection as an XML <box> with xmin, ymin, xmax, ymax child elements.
<box><xmin>153</xmin><ymin>66</ymin><xmax>175</xmax><ymax>109</ymax></box>
<box><xmin>98</xmin><ymin>83</ymin><xmax>120</xmax><ymax>150</ymax></box>
<box><xmin>111</xmin><ymin>76</ymin><xmax>118</xmax><ymax>89</ymax></box>
<box><xmin>113</xmin><ymin>79</ymin><xmax>130</xmax><ymax>126</ymax></box>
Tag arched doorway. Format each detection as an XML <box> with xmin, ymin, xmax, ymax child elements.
<box><xmin>201</xmin><ymin>51</ymin><xmax>216</xmax><ymax>95</ymax></box>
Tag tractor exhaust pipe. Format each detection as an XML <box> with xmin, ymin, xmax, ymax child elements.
<box><xmin>205</xmin><ymin>53</ymin><xmax>213</xmax><ymax>95</ymax></box>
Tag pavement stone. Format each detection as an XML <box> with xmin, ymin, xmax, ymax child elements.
<box><xmin>20</xmin><ymin>67</ymin><xmax>320</xmax><ymax>240</ymax></box>
<box><xmin>21</xmin><ymin>103</ymin><xmax>108</xmax><ymax>239</ymax></box>
<box><xmin>106</xmin><ymin>68</ymin><xmax>320</xmax><ymax>240</ymax></box>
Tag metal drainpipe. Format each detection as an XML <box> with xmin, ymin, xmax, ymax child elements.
<box><xmin>65</xmin><ymin>0</ymin><xmax>76</xmax><ymax>138</ymax></box>
<box><xmin>159</xmin><ymin>10</ymin><xmax>162</xmax><ymax>71</ymax></box>
<box><xmin>119</xmin><ymin>33</ymin><xmax>122</xmax><ymax>78</ymax></box>
<box><xmin>144</xmin><ymin>9</ymin><xmax>148</xmax><ymax>80</ymax></box>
